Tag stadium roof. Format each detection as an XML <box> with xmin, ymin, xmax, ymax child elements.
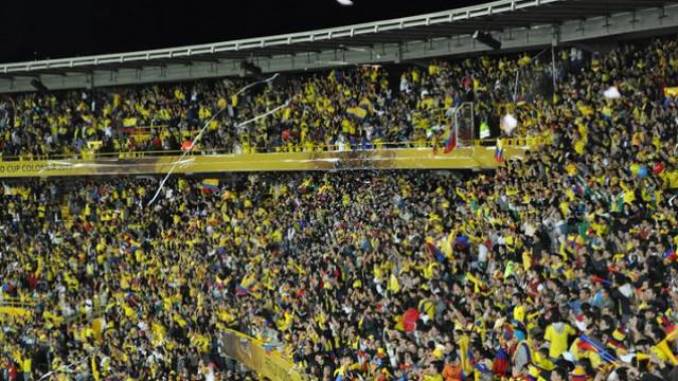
<box><xmin>1</xmin><ymin>0</ymin><xmax>677</xmax><ymax>92</ymax></box>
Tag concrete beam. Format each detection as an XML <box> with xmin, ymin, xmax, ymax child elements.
<box><xmin>0</xmin><ymin>4</ymin><xmax>675</xmax><ymax>93</ymax></box>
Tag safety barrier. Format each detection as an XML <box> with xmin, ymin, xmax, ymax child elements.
<box><xmin>0</xmin><ymin>137</ymin><xmax>544</xmax><ymax>162</ymax></box>
<box><xmin>221</xmin><ymin>329</ymin><xmax>307</xmax><ymax>381</ymax></box>
<box><xmin>0</xmin><ymin>147</ymin><xmax>527</xmax><ymax>177</ymax></box>
<box><xmin>0</xmin><ymin>141</ymin><xmax>536</xmax><ymax>178</ymax></box>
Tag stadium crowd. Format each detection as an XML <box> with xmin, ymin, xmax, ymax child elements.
<box><xmin>1</xmin><ymin>36</ymin><xmax>678</xmax><ymax>381</ymax></box>
<box><xmin>0</xmin><ymin>43</ymin><xmax>557</xmax><ymax>158</ymax></box>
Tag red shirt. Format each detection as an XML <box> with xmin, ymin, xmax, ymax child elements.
<box><xmin>443</xmin><ymin>364</ymin><xmax>463</xmax><ymax>381</ymax></box>
<box><xmin>7</xmin><ymin>361</ymin><xmax>17</xmax><ymax>381</ymax></box>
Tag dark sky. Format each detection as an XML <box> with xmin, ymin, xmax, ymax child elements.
<box><xmin>1</xmin><ymin>0</ymin><xmax>485</xmax><ymax>63</ymax></box>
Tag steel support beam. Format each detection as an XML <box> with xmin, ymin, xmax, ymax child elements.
<box><xmin>0</xmin><ymin>3</ymin><xmax>676</xmax><ymax>92</ymax></box>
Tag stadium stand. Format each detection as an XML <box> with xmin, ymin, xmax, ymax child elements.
<box><xmin>0</xmin><ymin>60</ymin><xmax>534</xmax><ymax>159</ymax></box>
<box><xmin>1</xmin><ymin>1</ymin><xmax>678</xmax><ymax>381</ymax></box>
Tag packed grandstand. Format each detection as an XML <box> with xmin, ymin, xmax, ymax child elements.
<box><xmin>1</xmin><ymin>7</ymin><xmax>678</xmax><ymax>381</ymax></box>
<box><xmin>0</xmin><ymin>48</ymin><xmax>548</xmax><ymax>158</ymax></box>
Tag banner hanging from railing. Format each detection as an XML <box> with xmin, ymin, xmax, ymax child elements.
<box><xmin>220</xmin><ymin>329</ymin><xmax>306</xmax><ymax>381</ymax></box>
<box><xmin>0</xmin><ymin>146</ymin><xmax>532</xmax><ymax>178</ymax></box>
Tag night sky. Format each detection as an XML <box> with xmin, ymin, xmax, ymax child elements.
<box><xmin>1</xmin><ymin>0</ymin><xmax>485</xmax><ymax>63</ymax></box>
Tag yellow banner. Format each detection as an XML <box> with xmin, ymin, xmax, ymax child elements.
<box><xmin>0</xmin><ymin>146</ymin><xmax>529</xmax><ymax>178</ymax></box>
<box><xmin>665</xmin><ymin>87</ymin><xmax>678</xmax><ymax>97</ymax></box>
<box><xmin>0</xmin><ymin>306</ymin><xmax>32</xmax><ymax>319</ymax></box>
<box><xmin>221</xmin><ymin>329</ymin><xmax>306</xmax><ymax>381</ymax></box>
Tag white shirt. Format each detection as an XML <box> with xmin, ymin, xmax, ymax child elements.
<box><xmin>477</xmin><ymin>243</ymin><xmax>488</xmax><ymax>263</ymax></box>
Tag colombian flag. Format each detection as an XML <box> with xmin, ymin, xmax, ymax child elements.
<box><xmin>443</xmin><ymin>129</ymin><xmax>457</xmax><ymax>154</ymax></box>
<box><xmin>578</xmin><ymin>335</ymin><xmax>616</xmax><ymax>363</ymax></box>
<box><xmin>201</xmin><ymin>179</ymin><xmax>220</xmax><ymax>194</ymax></box>
<box><xmin>425</xmin><ymin>242</ymin><xmax>446</xmax><ymax>263</ymax></box>
<box><xmin>235</xmin><ymin>285</ymin><xmax>251</xmax><ymax>297</ymax></box>
<box><xmin>495</xmin><ymin>146</ymin><xmax>504</xmax><ymax>163</ymax></box>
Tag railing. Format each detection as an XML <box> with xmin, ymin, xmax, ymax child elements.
<box><xmin>63</xmin><ymin>304</ymin><xmax>106</xmax><ymax>325</ymax></box>
<box><xmin>0</xmin><ymin>137</ymin><xmax>545</xmax><ymax>162</ymax></box>
<box><xmin>0</xmin><ymin>141</ymin><xmax>427</xmax><ymax>161</ymax></box>
<box><xmin>495</xmin><ymin>135</ymin><xmax>549</xmax><ymax>148</ymax></box>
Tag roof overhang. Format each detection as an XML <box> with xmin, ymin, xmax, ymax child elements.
<box><xmin>1</xmin><ymin>0</ymin><xmax>677</xmax><ymax>93</ymax></box>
